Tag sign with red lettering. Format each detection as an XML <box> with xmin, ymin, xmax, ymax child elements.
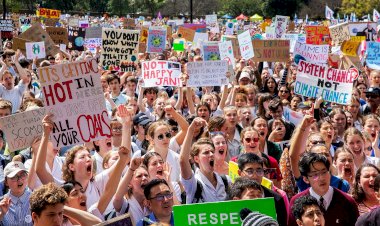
<box><xmin>37</xmin><ymin>8</ymin><xmax>61</xmax><ymax>18</ymax></box>
<box><xmin>187</xmin><ymin>60</ymin><xmax>228</xmax><ymax>87</ymax></box>
<box><xmin>305</xmin><ymin>26</ymin><xmax>331</xmax><ymax>45</ymax></box>
<box><xmin>295</xmin><ymin>60</ymin><xmax>357</xmax><ymax>105</ymax></box>
<box><xmin>252</xmin><ymin>40</ymin><xmax>290</xmax><ymax>62</ymax></box>
<box><xmin>142</xmin><ymin>61</ymin><xmax>182</xmax><ymax>87</ymax></box>
<box><xmin>38</xmin><ymin>58</ymin><xmax>111</xmax><ymax>148</ymax></box>
<box><xmin>293</xmin><ymin>42</ymin><xmax>329</xmax><ymax>65</ymax></box>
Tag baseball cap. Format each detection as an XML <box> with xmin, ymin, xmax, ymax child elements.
<box><xmin>133</xmin><ymin>112</ymin><xmax>152</xmax><ymax>126</ymax></box>
<box><xmin>364</xmin><ymin>87</ymin><xmax>380</xmax><ymax>96</ymax></box>
<box><xmin>239</xmin><ymin>71</ymin><xmax>251</xmax><ymax>81</ymax></box>
<box><xmin>4</xmin><ymin>161</ymin><xmax>28</xmax><ymax>178</ymax></box>
<box><xmin>298</xmin><ymin>101</ymin><xmax>312</xmax><ymax>109</ymax></box>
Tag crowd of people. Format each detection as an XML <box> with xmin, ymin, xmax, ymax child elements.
<box><xmin>0</xmin><ymin>11</ymin><xmax>378</xmax><ymax>226</ymax></box>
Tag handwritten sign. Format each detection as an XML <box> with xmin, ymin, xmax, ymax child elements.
<box><xmin>38</xmin><ymin>58</ymin><xmax>111</xmax><ymax>148</ymax></box>
<box><xmin>68</xmin><ymin>26</ymin><xmax>85</xmax><ymax>51</ymax></box>
<box><xmin>238</xmin><ymin>30</ymin><xmax>254</xmax><ymax>60</ymax></box>
<box><xmin>225</xmin><ymin>22</ymin><xmax>234</xmax><ymax>35</ymax></box>
<box><xmin>12</xmin><ymin>37</ymin><xmax>28</xmax><ymax>53</ymax></box>
<box><xmin>205</xmin><ymin>14</ymin><xmax>219</xmax><ymax>33</ymax></box>
<box><xmin>101</xmin><ymin>28</ymin><xmax>139</xmax><ymax>72</ymax></box>
<box><xmin>283</xmin><ymin>106</ymin><xmax>303</xmax><ymax>126</ymax></box>
<box><xmin>252</xmin><ymin>40</ymin><xmax>290</xmax><ymax>62</ymax></box>
<box><xmin>295</xmin><ymin>60</ymin><xmax>357</xmax><ymax>105</ymax></box>
<box><xmin>221</xmin><ymin>35</ymin><xmax>241</xmax><ymax>59</ymax></box>
<box><xmin>184</xmin><ymin>23</ymin><xmax>207</xmax><ymax>32</ymax></box>
<box><xmin>284</xmin><ymin>34</ymin><xmax>299</xmax><ymax>53</ymax></box>
<box><xmin>147</xmin><ymin>27</ymin><xmax>167</xmax><ymax>53</ymax></box>
<box><xmin>348</xmin><ymin>22</ymin><xmax>377</xmax><ymax>42</ymax></box>
<box><xmin>0</xmin><ymin>108</ymin><xmax>46</xmax><ymax>152</ymax></box>
<box><xmin>341</xmin><ymin>40</ymin><xmax>360</xmax><ymax>56</ymax></box>
<box><xmin>26</xmin><ymin>41</ymin><xmax>46</xmax><ymax>59</ymax></box>
<box><xmin>329</xmin><ymin>23</ymin><xmax>350</xmax><ymax>47</ymax></box>
<box><xmin>202</xmin><ymin>42</ymin><xmax>220</xmax><ymax>61</ymax></box>
<box><xmin>46</xmin><ymin>27</ymin><xmax>68</xmax><ymax>45</ymax></box>
<box><xmin>219</xmin><ymin>41</ymin><xmax>235</xmax><ymax>68</ymax></box>
<box><xmin>274</xmin><ymin>15</ymin><xmax>288</xmax><ymax>38</ymax></box>
<box><xmin>123</xmin><ymin>18</ymin><xmax>135</xmax><ymax>29</ymax></box>
<box><xmin>305</xmin><ymin>26</ymin><xmax>330</xmax><ymax>45</ymax></box>
<box><xmin>37</xmin><ymin>8</ymin><xmax>61</xmax><ymax>18</ymax></box>
<box><xmin>0</xmin><ymin>19</ymin><xmax>13</xmax><ymax>39</ymax></box>
<box><xmin>293</xmin><ymin>42</ymin><xmax>329</xmax><ymax>65</ymax></box>
<box><xmin>85</xmin><ymin>27</ymin><xmax>102</xmax><ymax>39</ymax></box>
<box><xmin>366</xmin><ymin>42</ymin><xmax>380</xmax><ymax>70</ymax></box>
<box><xmin>177</xmin><ymin>26</ymin><xmax>195</xmax><ymax>42</ymax></box>
<box><xmin>43</xmin><ymin>18</ymin><xmax>59</xmax><ymax>27</ymax></box>
<box><xmin>142</xmin><ymin>61</ymin><xmax>181</xmax><ymax>87</ymax></box>
<box><xmin>84</xmin><ymin>38</ymin><xmax>102</xmax><ymax>53</ymax></box>
<box><xmin>187</xmin><ymin>61</ymin><xmax>228</xmax><ymax>87</ymax></box>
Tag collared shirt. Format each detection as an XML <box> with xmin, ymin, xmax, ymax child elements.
<box><xmin>1</xmin><ymin>188</ymin><xmax>33</xmax><ymax>226</ymax></box>
<box><xmin>309</xmin><ymin>186</ymin><xmax>334</xmax><ymax>210</ymax></box>
<box><xmin>116</xmin><ymin>196</ymin><xmax>150</xmax><ymax>225</ymax></box>
<box><xmin>227</xmin><ymin>129</ymin><xmax>241</xmax><ymax>159</ymax></box>
<box><xmin>136</xmin><ymin>212</ymin><xmax>174</xmax><ymax>226</ymax></box>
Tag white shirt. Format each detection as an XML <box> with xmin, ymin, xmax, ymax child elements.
<box><xmin>93</xmin><ymin>152</ymin><xmax>104</xmax><ymax>175</ymax></box>
<box><xmin>85</xmin><ymin>169</ymin><xmax>110</xmax><ymax>209</ymax></box>
<box><xmin>116</xmin><ymin>196</ymin><xmax>150</xmax><ymax>224</ymax></box>
<box><xmin>0</xmin><ymin>81</ymin><xmax>26</xmax><ymax>113</ymax></box>
<box><xmin>365</xmin><ymin>156</ymin><xmax>380</xmax><ymax>169</ymax></box>
<box><xmin>309</xmin><ymin>186</ymin><xmax>334</xmax><ymax>210</ymax></box>
<box><xmin>25</xmin><ymin>156</ymin><xmax>65</xmax><ymax>189</ymax></box>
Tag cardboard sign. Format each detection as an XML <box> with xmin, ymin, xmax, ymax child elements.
<box><xmin>68</xmin><ymin>18</ymin><xmax>79</xmax><ymax>27</ymax></box>
<box><xmin>265</xmin><ymin>26</ymin><xmax>276</xmax><ymax>39</ymax></box>
<box><xmin>238</xmin><ymin>30</ymin><xmax>254</xmax><ymax>60</ymax></box>
<box><xmin>85</xmin><ymin>27</ymin><xmax>102</xmax><ymax>39</ymax></box>
<box><xmin>0</xmin><ymin>108</ymin><xmax>46</xmax><ymax>152</ymax></box>
<box><xmin>142</xmin><ymin>61</ymin><xmax>182</xmax><ymax>87</ymax></box>
<box><xmin>177</xmin><ymin>26</ymin><xmax>195</xmax><ymax>42</ymax></box>
<box><xmin>293</xmin><ymin>42</ymin><xmax>329</xmax><ymax>65</ymax></box>
<box><xmin>95</xmin><ymin>214</ymin><xmax>132</xmax><ymax>226</ymax></box>
<box><xmin>101</xmin><ymin>28</ymin><xmax>140</xmax><ymax>72</ymax></box>
<box><xmin>84</xmin><ymin>38</ymin><xmax>102</xmax><ymax>53</ymax></box>
<box><xmin>252</xmin><ymin>40</ymin><xmax>290</xmax><ymax>62</ymax></box>
<box><xmin>68</xmin><ymin>26</ymin><xmax>85</xmax><ymax>51</ymax></box>
<box><xmin>0</xmin><ymin>19</ymin><xmax>13</xmax><ymax>39</ymax></box>
<box><xmin>283</xmin><ymin>106</ymin><xmax>303</xmax><ymax>126</ymax></box>
<box><xmin>46</xmin><ymin>27</ymin><xmax>68</xmax><ymax>45</ymax></box>
<box><xmin>183</xmin><ymin>23</ymin><xmax>207</xmax><ymax>32</ymax></box>
<box><xmin>43</xmin><ymin>18</ymin><xmax>59</xmax><ymax>27</ymax></box>
<box><xmin>202</xmin><ymin>42</ymin><xmax>220</xmax><ymax>61</ymax></box>
<box><xmin>295</xmin><ymin>60</ymin><xmax>357</xmax><ymax>105</ymax></box>
<box><xmin>140</xmin><ymin>26</ymin><xmax>148</xmax><ymax>44</ymax></box>
<box><xmin>19</xmin><ymin>23</ymin><xmax>60</xmax><ymax>56</ymax></box>
<box><xmin>348</xmin><ymin>22</ymin><xmax>377</xmax><ymax>42</ymax></box>
<box><xmin>341</xmin><ymin>40</ymin><xmax>360</xmax><ymax>56</ymax></box>
<box><xmin>329</xmin><ymin>23</ymin><xmax>350</xmax><ymax>47</ymax></box>
<box><xmin>12</xmin><ymin>37</ymin><xmax>28</xmax><ymax>53</ymax></box>
<box><xmin>274</xmin><ymin>15</ymin><xmax>288</xmax><ymax>38</ymax></box>
<box><xmin>228</xmin><ymin>161</ymin><xmax>239</xmax><ymax>183</ymax></box>
<box><xmin>305</xmin><ymin>26</ymin><xmax>330</xmax><ymax>45</ymax></box>
<box><xmin>219</xmin><ymin>41</ymin><xmax>236</xmax><ymax>68</ymax></box>
<box><xmin>366</xmin><ymin>42</ymin><xmax>380</xmax><ymax>70</ymax></box>
<box><xmin>37</xmin><ymin>8</ymin><xmax>61</xmax><ymax>18</ymax></box>
<box><xmin>26</xmin><ymin>41</ymin><xmax>46</xmax><ymax>59</ymax></box>
<box><xmin>147</xmin><ymin>27</ymin><xmax>167</xmax><ymax>53</ymax></box>
<box><xmin>221</xmin><ymin>35</ymin><xmax>241</xmax><ymax>59</ymax></box>
<box><xmin>123</xmin><ymin>18</ymin><xmax>135</xmax><ymax>29</ymax></box>
<box><xmin>38</xmin><ymin>58</ymin><xmax>111</xmax><ymax>148</ymax></box>
<box><xmin>206</xmin><ymin>14</ymin><xmax>219</xmax><ymax>33</ymax></box>
<box><xmin>78</xmin><ymin>19</ymin><xmax>89</xmax><ymax>28</ymax></box>
<box><xmin>173</xmin><ymin>198</ymin><xmax>277</xmax><ymax>226</ymax></box>
<box><xmin>187</xmin><ymin>61</ymin><xmax>228</xmax><ymax>87</ymax></box>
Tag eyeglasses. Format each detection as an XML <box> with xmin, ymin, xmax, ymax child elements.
<box><xmin>310</xmin><ymin>140</ymin><xmax>325</xmax><ymax>145</ymax></box>
<box><xmin>157</xmin><ymin>132</ymin><xmax>172</xmax><ymax>140</ymax></box>
<box><xmin>9</xmin><ymin>172</ymin><xmax>27</xmax><ymax>182</ymax></box>
<box><xmin>148</xmin><ymin>192</ymin><xmax>173</xmax><ymax>201</ymax></box>
<box><xmin>244</xmin><ymin>137</ymin><xmax>259</xmax><ymax>143</ymax></box>
<box><xmin>112</xmin><ymin>127</ymin><xmax>123</xmax><ymax>132</ymax></box>
<box><xmin>307</xmin><ymin>169</ymin><xmax>329</xmax><ymax>181</ymax></box>
<box><xmin>243</xmin><ymin>168</ymin><xmax>264</xmax><ymax>176</ymax></box>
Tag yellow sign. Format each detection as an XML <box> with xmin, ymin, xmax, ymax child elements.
<box><xmin>228</xmin><ymin>161</ymin><xmax>239</xmax><ymax>183</ymax></box>
<box><xmin>350</xmin><ymin>36</ymin><xmax>365</xmax><ymax>42</ymax></box>
<box><xmin>341</xmin><ymin>40</ymin><xmax>360</xmax><ymax>56</ymax></box>
<box><xmin>36</xmin><ymin>8</ymin><xmax>61</xmax><ymax>19</ymax></box>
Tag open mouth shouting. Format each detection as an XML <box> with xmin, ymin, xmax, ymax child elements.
<box><xmin>210</xmin><ymin>159</ymin><xmax>214</xmax><ymax>167</ymax></box>
<box><xmin>80</xmin><ymin>200</ymin><xmax>86</xmax><ymax>207</ymax></box>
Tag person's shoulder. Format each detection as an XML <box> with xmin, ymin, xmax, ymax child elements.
<box><xmin>290</xmin><ymin>188</ymin><xmax>310</xmax><ymax>204</ymax></box>
<box><xmin>332</xmin><ymin>187</ymin><xmax>356</xmax><ymax>203</ymax></box>
<box><xmin>262</xmin><ymin>185</ymin><xmax>282</xmax><ymax>200</ymax></box>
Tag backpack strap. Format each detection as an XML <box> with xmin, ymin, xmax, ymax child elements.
<box><xmin>220</xmin><ymin>175</ymin><xmax>229</xmax><ymax>194</ymax></box>
<box><xmin>192</xmin><ymin>179</ymin><xmax>204</xmax><ymax>203</ymax></box>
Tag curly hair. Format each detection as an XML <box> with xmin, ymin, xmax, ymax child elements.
<box><xmin>351</xmin><ymin>163</ymin><xmax>380</xmax><ymax>203</ymax></box>
<box><xmin>30</xmin><ymin>182</ymin><xmax>68</xmax><ymax>216</ymax></box>
<box><xmin>62</xmin><ymin>146</ymin><xmax>92</xmax><ymax>183</ymax></box>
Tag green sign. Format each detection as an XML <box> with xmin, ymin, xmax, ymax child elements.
<box><xmin>173</xmin><ymin>198</ymin><xmax>276</xmax><ymax>226</ymax></box>
<box><xmin>173</xmin><ymin>43</ymin><xmax>185</xmax><ymax>51</ymax></box>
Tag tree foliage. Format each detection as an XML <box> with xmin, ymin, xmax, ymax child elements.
<box><xmin>341</xmin><ymin>0</ymin><xmax>380</xmax><ymax>17</ymax></box>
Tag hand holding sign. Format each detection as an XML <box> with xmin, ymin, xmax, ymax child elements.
<box><xmin>42</xmin><ymin>114</ymin><xmax>54</xmax><ymax>134</ymax></box>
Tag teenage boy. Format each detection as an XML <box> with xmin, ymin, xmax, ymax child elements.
<box><xmin>289</xmin><ymin>152</ymin><xmax>359</xmax><ymax>226</ymax></box>
<box><xmin>105</xmin><ymin>74</ymin><xmax>128</xmax><ymax>116</ymax></box>
<box><xmin>291</xmin><ymin>195</ymin><xmax>325</xmax><ymax>226</ymax></box>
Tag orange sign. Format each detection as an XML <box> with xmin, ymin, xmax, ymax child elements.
<box><xmin>37</xmin><ymin>8</ymin><xmax>61</xmax><ymax>18</ymax></box>
<box><xmin>305</xmin><ymin>26</ymin><xmax>331</xmax><ymax>45</ymax></box>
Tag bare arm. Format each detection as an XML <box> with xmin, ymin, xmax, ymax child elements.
<box><xmin>174</xmin><ymin>87</ymin><xmax>183</xmax><ymax>111</ymax></box>
<box><xmin>104</xmin><ymin>92</ymin><xmax>117</xmax><ymax>111</ymax></box>
<box><xmin>27</xmin><ymin>139</ymin><xmax>42</xmax><ymax>189</ymax></box>
<box><xmin>14</xmin><ymin>50</ymin><xmax>29</xmax><ymax>84</ymax></box>
<box><xmin>137</xmin><ymin>85</ymin><xmax>147</xmax><ymax>113</ymax></box>
<box><xmin>186</xmin><ymin>87</ymin><xmax>196</xmax><ymax>115</ymax></box>
<box><xmin>218</xmin><ymin>85</ymin><xmax>228</xmax><ymax>110</ymax></box>
<box><xmin>165</xmin><ymin>105</ymin><xmax>189</xmax><ymax>146</ymax></box>
<box><xmin>63</xmin><ymin>206</ymin><xmax>102</xmax><ymax>226</ymax></box>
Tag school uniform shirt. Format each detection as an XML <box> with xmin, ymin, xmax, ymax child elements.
<box><xmin>93</xmin><ymin>151</ymin><xmax>104</xmax><ymax>175</ymax></box>
<box><xmin>364</xmin><ymin>156</ymin><xmax>380</xmax><ymax>169</ymax></box>
<box><xmin>180</xmin><ymin>169</ymin><xmax>229</xmax><ymax>204</ymax></box>
<box><xmin>115</xmin><ymin>196</ymin><xmax>151</xmax><ymax>225</ymax></box>
<box><xmin>1</xmin><ymin>188</ymin><xmax>33</xmax><ymax>226</ymax></box>
<box><xmin>105</xmin><ymin>93</ymin><xmax>128</xmax><ymax>117</ymax></box>
<box><xmin>0</xmin><ymin>81</ymin><xmax>26</xmax><ymax>113</ymax></box>
<box><xmin>227</xmin><ymin>129</ymin><xmax>241</xmax><ymax>159</ymax></box>
<box><xmin>85</xmin><ymin>168</ymin><xmax>110</xmax><ymax>210</ymax></box>
<box><xmin>136</xmin><ymin>212</ymin><xmax>174</xmax><ymax>226</ymax></box>
<box><xmin>296</xmin><ymin>174</ymin><xmax>350</xmax><ymax>193</ymax></box>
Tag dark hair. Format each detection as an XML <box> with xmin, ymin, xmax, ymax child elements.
<box><xmin>228</xmin><ymin>177</ymin><xmax>261</xmax><ymax>200</ymax></box>
<box><xmin>237</xmin><ymin>153</ymin><xmax>264</xmax><ymax>170</ymax></box>
<box><xmin>30</xmin><ymin>183</ymin><xmax>68</xmax><ymax>216</ymax></box>
<box><xmin>61</xmin><ymin>181</ymin><xmax>83</xmax><ymax>195</ymax></box>
<box><xmin>143</xmin><ymin>152</ymin><xmax>163</xmax><ymax>168</ymax></box>
<box><xmin>106</xmin><ymin>73</ymin><xmax>120</xmax><ymax>84</ymax></box>
<box><xmin>196</xmin><ymin>102</ymin><xmax>211</xmax><ymax>116</ymax></box>
<box><xmin>291</xmin><ymin>195</ymin><xmax>321</xmax><ymax>220</ymax></box>
<box><xmin>19</xmin><ymin>58</ymin><xmax>31</xmax><ymax>68</ymax></box>
<box><xmin>143</xmin><ymin>178</ymin><xmax>170</xmax><ymax>199</ymax></box>
<box><xmin>268</xmin><ymin>98</ymin><xmax>282</xmax><ymax>111</ymax></box>
<box><xmin>298</xmin><ymin>152</ymin><xmax>330</xmax><ymax>177</ymax></box>
<box><xmin>375</xmin><ymin>174</ymin><xmax>380</xmax><ymax>192</ymax></box>
<box><xmin>262</xmin><ymin>77</ymin><xmax>278</xmax><ymax>94</ymax></box>
<box><xmin>351</xmin><ymin>163</ymin><xmax>380</xmax><ymax>202</ymax></box>
<box><xmin>143</xmin><ymin>87</ymin><xmax>159</xmax><ymax>96</ymax></box>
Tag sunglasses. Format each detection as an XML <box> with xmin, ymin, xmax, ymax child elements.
<box><xmin>310</xmin><ymin>140</ymin><xmax>325</xmax><ymax>145</ymax></box>
<box><xmin>157</xmin><ymin>132</ymin><xmax>172</xmax><ymax>140</ymax></box>
<box><xmin>244</xmin><ymin>137</ymin><xmax>259</xmax><ymax>143</ymax></box>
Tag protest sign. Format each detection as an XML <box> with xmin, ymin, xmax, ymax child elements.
<box><xmin>0</xmin><ymin>19</ymin><xmax>13</xmax><ymax>39</ymax></box>
<box><xmin>293</xmin><ymin>42</ymin><xmax>329</xmax><ymax>65</ymax></box>
<box><xmin>68</xmin><ymin>26</ymin><xmax>85</xmax><ymax>51</ymax></box>
<box><xmin>187</xmin><ymin>61</ymin><xmax>228</xmax><ymax>87</ymax></box>
<box><xmin>283</xmin><ymin>106</ymin><xmax>303</xmax><ymax>126</ymax></box>
<box><xmin>274</xmin><ymin>15</ymin><xmax>288</xmax><ymax>38</ymax></box>
<box><xmin>60</xmin><ymin>44</ymin><xmax>66</xmax><ymax>51</ymax></box>
<box><xmin>147</xmin><ymin>27</ymin><xmax>167</xmax><ymax>53</ymax></box>
<box><xmin>206</xmin><ymin>14</ymin><xmax>219</xmax><ymax>33</ymax></box>
<box><xmin>284</xmin><ymin>34</ymin><xmax>299</xmax><ymax>53</ymax></box>
<box><xmin>142</xmin><ymin>61</ymin><xmax>181</xmax><ymax>87</ymax></box>
<box><xmin>193</xmin><ymin>32</ymin><xmax>209</xmax><ymax>47</ymax></box>
<box><xmin>78</xmin><ymin>19</ymin><xmax>89</xmax><ymax>28</ymax></box>
<box><xmin>221</xmin><ymin>35</ymin><xmax>241</xmax><ymax>59</ymax></box>
<box><xmin>252</xmin><ymin>40</ymin><xmax>289</xmax><ymax>62</ymax></box>
<box><xmin>341</xmin><ymin>40</ymin><xmax>360</xmax><ymax>56</ymax></box>
<box><xmin>19</xmin><ymin>16</ymin><xmax>31</xmax><ymax>27</ymax></box>
<box><xmin>219</xmin><ymin>41</ymin><xmax>236</xmax><ymax>68</ymax></box>
<box><xmin>38</xmin><ymin>58</ymin><xmax>111</xmax><ymax>148</ymax></box>
<box><xmin>177</xmin><ymin>26</ymin><xmax>195</xmax><ymax>42</ymax></box>
<box><xmin>123</xmin><ymin>18</ymin><xmax>135</xmax><ymax>29</ymax></box>
<box><xmin>68</xmin><ymin>18</ymin><xmax>79</xmax><ymax>27</ymax></box>
<box><xmin>366</xmin><ymin>42</ymin><xmax>380</xmax><ymax>70</ymax></box>
<box><xmin>183</xmin><ymin>23</ymin><xmax>207</xmax><ymax>32</ymax></box>
<box><xmin>348</xmin><ymin>22</ymin><xmax>377</xmax><ymax>41</ymax></box>
<box><xmin>139</xmin><ymin>26</ymin><xmax>148</xmax><ymax>44</ymax></box>
<box><xmin>37</xmin><ymin>8</ymin><xmax>61</xmax><ymax>18</ymax></box>
<box><xmin>228</xmin><ymin>161</ymin><xmax>239</xmax><ymax>183</ymax></box>
<box><xmin>26</xmin><ymin>41</ymin><xmax>46</xmax><ymax>59</ymax></box>
<box><xmin>225</xmin><ymin>22</ymin><xmax>234</xmax><ymax>35</ymax></box>
<box><xmin>12</xmin><ymin>37</ymin><xmax>28</xmax><ymax>54</ymax></box>
<box><xmin>85</xmin><ymin>27</ymin><xmax>102</xmax><ymax>39</ymax></box>
<box><xmin>173</xmin><ymin>198</ymin><xmax>276</xmax><ymax>226</ymax></box>
<box><xmin>295</xmin><ymin>60</ymin><xmax>357</xmax><ymax>105</ymax></box>
<box><xmin>173</xmin><ymin>38</ymin><xmax>185</xmax><ymax>51</ymax></box>
<box><xmin>305</xmin><ymin>26</ymin><xmax>330</xmax><ymax>45</ymax></box>
<box><xmin>84</xmin><ymin>38</ymin><xmax>102</xmax><ymax>53</ymax></box>
<box><xmin>101</xmin><ymin>28</ymin><xmax>139</xmax><ymax>72</ymax></box>
<box><xmin>238</xmin><ymin>30</ymin><xmax>254</xmax><ymax>60</ymax></box>
<box><xmin>46</xmin><ymin>27</ymin><xmax>68</xmax><ymax>45</ymax></box>
<box><xmin>0</xmin><ymin>108</ymin><xmax>46</xmax><ymax>152</ymax></box>
<box><xmin>43</xmin><ymin>18</ymin><xmax>59</xmax><ymax>27</ymax></box>
<box><xmin>329</xmin><ymin>23</ymin><xmax>350</xmax><ymax>47</ymax></box>
<box><xmin>19</xmin><ymin>23</ymin><xmax>60</xmax><ymax>56</ymax></box>
<box><xmin>202</xmin><ymin>42</ymin><xmax>220</xmax><ymax>61</ymax></box>
<box><xmin>95</xmin><ymin>213</ymin><xmax>132</xmax><ymax>226</ymax></box>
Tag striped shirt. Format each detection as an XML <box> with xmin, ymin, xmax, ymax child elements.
<box><xmin>1</xmin><ymin>188</ymin><xmax>33</xmax><ymax>226</ymax></box>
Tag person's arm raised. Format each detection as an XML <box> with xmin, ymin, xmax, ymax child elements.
<box><xmin>165</xmin><ymin>105</ymin><xmax>189</xmax><ymax>145</ymax></box>
<box><xmin>63</xmin><ymin>206</ymin><xmax>102</xmax><ymax>226</ymax></box>
<box><xmin>14</xmin><ymin>50</ymin><xmax>29</xmax><ymax>84</ymax></box>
